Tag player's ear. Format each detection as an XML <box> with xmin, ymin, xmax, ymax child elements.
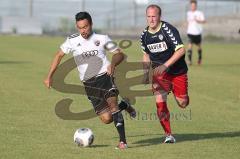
<box><xmin>90</xmin><ymin>22</ymin><xmax>93</xmax><ymax>28</ymax></box>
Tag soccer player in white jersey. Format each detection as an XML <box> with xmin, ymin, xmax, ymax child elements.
<box><xmin>44</xmin><ymin>12</ymin><xmax>136</xmax><ymax>149</ymax></box>
<box><xmin>187</xmin><ymin>0</ymin><xmax>206</xmax><ymax>65</ymax></box>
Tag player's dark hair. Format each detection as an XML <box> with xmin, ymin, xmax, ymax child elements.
<box><xmin>75</xmin><ymin>12</ymin><xmax>92</xmax><ymax>25</ymax></box>
<box><xmin>146</xmin><ymin>4</ymin><xmax>161</xmax><ymax>16</ymax></box>
<box><xmin>190</xmin><ymin>0</ymin><xmax>197</xmax><ymax>4</ymax></box>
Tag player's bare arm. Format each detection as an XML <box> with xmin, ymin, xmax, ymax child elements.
<box><xmin>107</xmin><ymin>48</ymin><xmax>124</xmax><ymax>76</ymax></box>
<box><xmin>164</xmin><ymin>47</ymin><xmax>186</xmax><ymax>68</ymax></box>
<box><xmin>196</xmin><ymin>19</ymin><xmax>206</xmax><ymax>24</ymax></box>
<box><xmin>44</xmin><ymin>50</ymin><xmax>65</xmax><ymax>88</ymax></box>
<box><xmin>142</xmin><ymin>52</ymin><xmax>150</xmax><ymax>84</ymax></box>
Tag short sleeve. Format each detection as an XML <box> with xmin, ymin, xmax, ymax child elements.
<box><xmin>198</xmin><ymin>11</ymin><xmax>205</xmax><ymax>21</ymax></box>
<box><xmin>104</xmin><ymin>35</ymin><xmax>118</xmax><ymax>53</ymax></box>
<box><xmin>162</xmin><ymin>23</ymin><xmax>184</xmax><ymax>51</ymax></box>
<box><xmin>140</xmin><ymin>30</ymin><xmax>148</xmax><ymax>54</ymax></box>
<box><xmin>60</xmin><ymin>38</ymin><xmax>72</xmax><ymax>54</ymax></box>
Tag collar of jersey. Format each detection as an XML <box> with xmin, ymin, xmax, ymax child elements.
<box><xmin>80</xmin><ymin>32</ymin><xmax>95</xmax><ymax>40</ymax></box>
<box><xmin>147</xmin><ymin>22</ymin><xmax>162</xmax><ymax>34</ymax></box>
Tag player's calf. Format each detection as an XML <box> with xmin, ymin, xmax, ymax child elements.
<box><xmin>187</xmin><ymin>49</ymin><xmax>192</xmax><ymax>65</ymax></box>
<box><xmin>112</xmin><ymin>111</ymin><xmax>126</xmax><ymax>144</ymax></box>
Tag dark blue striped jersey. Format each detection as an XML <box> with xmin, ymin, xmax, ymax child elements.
<box><xmin>140</xmin><ymin>21</ymin><xmax>188</xmax><ymax>75</ymax></box>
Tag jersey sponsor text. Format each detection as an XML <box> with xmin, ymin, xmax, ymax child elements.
<box><xmin>147</xmin><ymin>42</ymin><xmax>168</xmax><ymax>53</ymax></box>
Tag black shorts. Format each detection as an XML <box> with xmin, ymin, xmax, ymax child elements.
<box><xmin>83</xmin><ymin>73</ymin><xmax>119</xmax><ymax>115</ymax></box>
<box><xmin>187</xmin><ymin>34</ymin><xmax>202</xmax><ymax>45</ymax></box>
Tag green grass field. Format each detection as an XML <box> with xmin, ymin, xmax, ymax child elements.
<box><xmin>0</xmin><ymin>35</ymin><xmax>240</xmax><ymax>159</ymax></box>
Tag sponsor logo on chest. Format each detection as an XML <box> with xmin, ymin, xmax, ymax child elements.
<box><xmin>81</xmin><ymin>50</ymin><xmax>99</xmax><ymax>57</ymax></box>
<box><xmin>147</xmin><ymin>41</ymin><xmax>168</xmax><ymax>53</ymax></box>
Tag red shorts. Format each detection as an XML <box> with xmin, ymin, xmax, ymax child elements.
<box><xmin>152</xmin><ymin>73</ymin><xmax>188</xmax><ymax>99</ymax></box>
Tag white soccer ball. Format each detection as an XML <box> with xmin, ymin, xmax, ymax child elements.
<box><xmin>73</xmin><ymin>128</ymin><xmax>94</xmax><ymax>147</ymax></box>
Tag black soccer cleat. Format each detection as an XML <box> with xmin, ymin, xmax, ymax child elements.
<box><xmin>122</xmin><ymin>98</ymin><xmax>136</xmax><ymax>118</ymax></box>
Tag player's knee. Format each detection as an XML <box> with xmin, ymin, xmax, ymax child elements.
<box><xmin>101</xmin><ymin>116</ymin><xmax>113</xmax><ymax>124</ymax></box>
<box><xmin>99</xmin><ymin>113</ymin><xmax>113</xmax><ymax>124</ymax></box>
<box><xmin>102</xmin><ymin>118</ymin><xmax>113</xmax><ymax>124</ymax></box>
<box><xmin>155</xmin><ymin>91</ymin><xmax>167</xmax><ymax>103</ymax></box>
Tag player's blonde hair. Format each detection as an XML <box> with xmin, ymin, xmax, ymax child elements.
<box><xmin>146</xmin><ymin>4</ymin><xmax>161</xmax><ymax>16</ymax></box>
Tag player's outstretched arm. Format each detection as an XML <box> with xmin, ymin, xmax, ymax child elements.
<box><xmin>196</xmin><ymin>19</ymin><xmax>206</xmax><ymax>24</ymax></box>
<box><xmin>195</xmin><ymin>13</ymin><xmax>206</xmax><ymax>24</ymax></box>
<box><xmin>44</xmin><ymin>50</ymin><xmax>65</xmax><ymax>88</ymax></box>
<box><xmin>142</xmin><ymin>52</ymin><xmax>150</xmax><ymax>84</ymax></box>
<box><xmin>107</xmin><ymin>48</ymin><xmax>124</xmax><ymax>76</ymax></box>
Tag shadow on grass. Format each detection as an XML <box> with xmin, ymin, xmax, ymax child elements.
<box><xmin>74</xmin><ymin>144</ymin><xmax>109</xmax><ymax>150</ymax></box>
<box><xmin>189</xmin><ymin>63</ymin><xmax>240</xmax><ymax>67</ymax></box>
<box><xmin>131</xmin><ymin>131</ymin><xmax>240</xmax><ymax>147</ymax></box>
<box><xmin>89</xmin><ymin>144</ymin><xmax>109</xmax><ymax>148</ymax></box>
<box><xmin>0</xmin><ymin>61</ymin><xmax>31</xmax><ymax>64</ymax></box>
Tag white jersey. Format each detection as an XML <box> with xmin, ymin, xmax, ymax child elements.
<box><xmin>187</xmin><ymin>10</ymin><xmax>205</xmax><ymax>35</ymax></box>
<box><xmin>60</xmin><ymin>33</ymin><xmax>118</xmax><ymax>81</ymax></box>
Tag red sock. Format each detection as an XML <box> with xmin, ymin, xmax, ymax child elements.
<box><xmin>156</xmin><ymin>102</ymin><xmax>171</xmax><ymax>135</ymax></box>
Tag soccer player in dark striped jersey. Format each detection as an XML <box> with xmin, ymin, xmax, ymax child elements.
<box><xmin>140</xmin><ymin>4</ymin><xmax>190</xmax><ymax>143</ymax></box>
